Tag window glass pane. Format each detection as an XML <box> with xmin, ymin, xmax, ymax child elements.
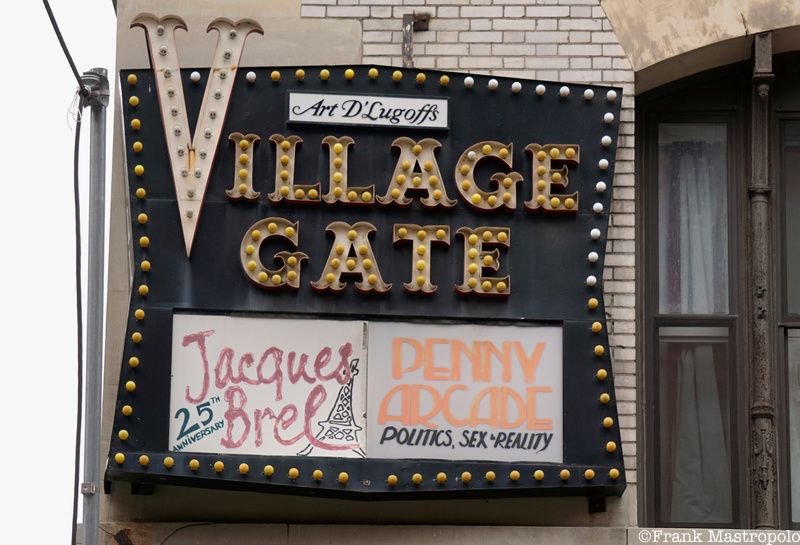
<box><xmin>658</xmin><ymin>124</ymin><xmax>728</xmax><ymax>314</ymax></box>
<box><xmin>658</xmin><ymin>327</ymin><xmax>732</xmax><ymax>524</ymax></box>
<box><xmin>784</xmin><ymin>122</ymin><xmax>800</xmax><ymax>315</ymax></box>
<box><xmin>789</xmin><ymin>330</ymin><xmax>800</xmax><ymax>522</ymax></box>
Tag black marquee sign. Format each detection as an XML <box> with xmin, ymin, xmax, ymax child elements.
<box><xmin>107</xmin><ymin>14</ymin><xmax>624</xmax><ymax>502</ymax></box>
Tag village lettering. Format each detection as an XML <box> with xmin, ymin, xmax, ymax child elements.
<box><xmin>235</xmin><ymin>134</ymin><xmax>582</xmax><ymax>296</ymax></box>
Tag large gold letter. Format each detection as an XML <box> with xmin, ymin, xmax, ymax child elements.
<box><xmin>240</xmin><ymin>218</ymin><xmax>308</xmax><ymax>289</ymax></box>
<box><xmin>454</xmin><ymin>141</ymin><xmax>522</xmax><ymax>211</ymax></box>
<box><xmin>393</xmin><ymin>225</ymin><xmax>451</xmax><ymax>294</ymax></box>
<box><xmin>524</xmin><ymin>144</ymin><xmax>579</xmax><ymax>213</ymax></box>
<box><xmin>268</xmin><ymin>134</ymin><xmax>321</xmax><ymax>203</ymax></box>
<box><xmin>311</xmin><ymin>222</ymin><xmax>391</xmax><ymax>293</ymax></box>
<box><xmin>226</xmin><ymin>133</ymin><xmax>260</xmax><ymax>201</ymax></box>
<box><xmin>378</xmin><ymin>138</ymin><xmax>455</xmax><ymax>208</ymax></box>
<box><xmin>131</xmin><ymin>14</ymin><xmax>263</xmax><ymax>256</ymax></box>
<box><xmin>322</xmin><ymin>136</ymin><xmax>375</xmax><ymax>204</ymax></box>
<box><xmin>455</xmin><ymin>227</ymin><xmax>511</xmax><ymax>297</ymax></box>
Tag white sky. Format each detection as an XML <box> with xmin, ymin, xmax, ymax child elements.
<box><xmin>1</xmin><ymin>1</ymin><xmax>116</xmax><ymax>543</ymax></box>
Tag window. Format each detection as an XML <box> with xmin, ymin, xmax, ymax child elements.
<box><xmin>788</xmin><ymin>330</ymin><xmax>800</xmax><ymax>523</ymax></box>
<box><xmin>639</xmin><ymin>68</ymin><xmax>746</xmax><ymax>528</ymax></box>
<box><xmin>646</xmin><ymin>119</ymin><xmax>737</xmax><ymax>526</ymax></box>
<box><xmin>780</xmin><ymin>118</ymin><xmax>800</xmax><ymax>525</ymax></box>
<box><xmin>656</xmin><ymin>326</ymin><xmax>732</xmax><ymax>524</ymax></box>
<box><xmin>643</xmin><ymin>52</ymin><xmax>800</xmax><ymax>531</ymax></box>
<box><xmin>657</xmin><ymin>124</ymin><xmax>728</xmax><ymax>316</ymax></box>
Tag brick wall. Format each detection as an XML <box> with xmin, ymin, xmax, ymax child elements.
<box><xmin>300</xmin><ymin>0</ymin><xmax>637</xmax><ymax>483</ymax></box>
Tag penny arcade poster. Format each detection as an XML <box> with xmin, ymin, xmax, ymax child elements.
<box><xmin>107</xmin><ymin>12</ymin><xmax>625</xmax><ymax>499</ymax></box>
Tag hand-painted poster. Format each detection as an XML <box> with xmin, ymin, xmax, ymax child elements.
<box><xmin>367</xmin><ymin>322</ymin><xmax>562</xmax><ymax>463</ymax></box>
<box><xmin>169</xmin><ymin>314</ymin><xmax>367</xmax><ymax>458</ymax></box>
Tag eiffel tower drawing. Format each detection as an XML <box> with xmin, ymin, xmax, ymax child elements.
<box><xmin>297</xmin><ymin>358</ymin><xmax>366</xmax><ymax>457</ymax></box>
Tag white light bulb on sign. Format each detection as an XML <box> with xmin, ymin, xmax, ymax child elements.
<box><xmin>190</xmin><ymin>71</ymin><xmax>201</xmax><ymax>83</ymax></box>
<box><xmin>246</xmin><ymin>71</ymin><xmax>256</xmax><ymax>83</ymax></box>
<box><xmin>601</xmin><ymin>135</ymin><xmax>612</xmax><ymax>147</ymax></box>
<box><xmin>464</xmin><ymin>76</ymin><xmax>474</xmax><ymax>89</ymax></box>
<box><xmin>598</xmin><ymin>159</ymin><xmax>609</xmax><ymax>170</ymax></box>
<box><xmin>596</xmin><ymin>181</ymin><xmax>607</xmax><ymax>192</ymax></box>
<box><xmin>511</xmin><ymin>81</ymin><xmax>522</xmax><ymax>93</ymax></box>
<box><xmin>488</xmin><ymin>79</ymin><xmax>499</xmax><ymax>91</ymax></box>
<box><xmin>559</xmin><ymin>86</ymin><xmax>570</xmax><ymax>97</ymax></box>
<box><xmin>588</xmin><ymin>251</ymin><xmax>599</xmax><ymax>263</ymax></box>
<box><xmin>604</xmin><ymin>112</ymin><xmax>614</xmax><ymax>124</ymax></box>
<box><xmin>593</xmin><ymin>202</ymin><xmax>604</xmax><ymax>213</ymax></box>
<box><xmin>535</xmin><ymin>84</ymin><xmax>546</xmax><ymax>95</ymax></box>
<box><xmin>591</xmin><ymin>228</ymin><xmax>601</xmax><ymax>240</ymax></box>
<box><xmin>607</xmin><ymin>90</ymin><xmax>617</xmax><ymax>101</ymax></box>
<box><xmin>583</xmin><ymin>89</ymin><xmax>594</xmax><ymax>100</ymax></box>
<box><xmin>586</xmin><ymin>275</ymin><xmax>597</xmax><ymax>286</ymax></box>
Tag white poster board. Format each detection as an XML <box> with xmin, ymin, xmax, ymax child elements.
<box><xmin>366</xmin><ymin>322</ymin><xmax>563</xmax><ymax>463</ymax></box>
<box><xmin>169</xmin><ymin>316</ymin><xmax>562</xmax><ymax>463</ymax></box>
<box><xmin>289</xmin><ymin>92</ymin><xmax>449</xmax><ymax>129</ymax></box>
<box><xmin>169</xmin><ymin>314</ymin><xmax>368</xmax><ymax>458</ymax></box>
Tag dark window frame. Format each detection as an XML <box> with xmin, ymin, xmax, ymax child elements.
<box><xmin>636</xmin><ymin>65</ymin><xmax>750</xmax><ymax>528</ymax></box>
<box><xmin>774</xmin><ymin>109</ymin><xmax>800</xmax><ymax>529</ymax></box>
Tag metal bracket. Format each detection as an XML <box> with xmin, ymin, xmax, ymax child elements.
<box><xmin>402</xmin><ymin>12</ymin><xmax>431</xmax><ymax>68</ymax></box>
<box><xmin>81</xmin><ymin>482</ymin><xmax>98</xmax><ymax>495</ymax></box>
<box><xmin>407</xmin><ymin>12</ymin><xmax>430</xmax><ymax>31</ymax></box>
<box><xmin>131</xmin><ymin>481</ymin><xmax>155</xmax><ymax>495</ymax></box>
<box><xmin>113</xmin><ymin>529</ymin><xmax>135</xmax><ymax>545</ymax></box>
<box><xmin>588</xmin><ymin>494</ymin><xmax>607</xmax><ymax>514</ymax></box>
<box><xmin>80</xmin><ymin>68</ymin><xmax>110</xmax><ymax>109</ymax></box>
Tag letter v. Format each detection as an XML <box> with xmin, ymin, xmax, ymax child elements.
<box><xmin>131</xmin><ymin>14</ymin><xmax>263</xmax><ymax>256</ymax></box>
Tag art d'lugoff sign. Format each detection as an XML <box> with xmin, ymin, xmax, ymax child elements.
<box><xmin>107</xmin><ymin>13</ymin><xmax>625</xmax><ymax>499</ymax></box>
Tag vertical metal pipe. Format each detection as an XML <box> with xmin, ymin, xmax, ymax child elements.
<box><xmin>81</xmin><ymin>67</ymin><xmax>109</xmax><ymax>545</ymax></box>
<box><xmin>748</xmin><ymin>33</ymin><xmax>777</xmax><ymax>529</ymax></box>
<box><xmin>402</xmin><ymin>14</ymin><xmax>414</xmax><ymax>68</ymax></box>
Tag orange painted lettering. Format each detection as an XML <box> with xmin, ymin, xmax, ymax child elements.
<box><xmin>526</xmin><ymin>386</ymin><xmax>553</xmax><ymax>430</ymax></box>
<box><xmin>499</xmin><ymin>386</ymin><xmax>526</xmax><ymax>429</ymax></box>
<box><xmin>378</xmin><ymin>384</ymin><xmax>412</xmax><ymax>425</ymax></box>
<box><xmin>514</xmin><ymin>341</ymin><xmax>546</xmax><ymax>383</ymax></box>
<box><xmin>442</xmin><ymin>384</ymin><xmax>469</xmax><ymax>427</ymax></box>
<box><xmin>482</xmin><ymin>341</ymin><xmax>513</xmax><ymax>382</ymax></box>
<box><xmin>410</xmin><ymin>384</ymin><xmax>442</xmax><ymax>429</ymax></box>
<box><xmin>392</xmin><ymin>337</ymin><xmax>423</xmax><ymax>379</ymax></box>
<box><xmin>424</xmin><ymin>338</ymin><xmax>451</xmax><ymax>380</ymax></box>
<box><xmin>470</xmin><ymin>387</ymin><xmax>499</xmax><ymax>428</ymax></box>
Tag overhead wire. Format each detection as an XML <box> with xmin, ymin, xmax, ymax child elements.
<box><xmin>69</xmin><ymin>103</ymin><xmax>85</xmax><ymax>545</ymax></box>
<box><xmin>40</xmin><ymin>3</ymin><xmax>88</xmax><ymax>545</ymax></box>
<box><xmin>42</xmin><ymin>0</ymin><xmax>89</xmax><ymax>96</ymax></box>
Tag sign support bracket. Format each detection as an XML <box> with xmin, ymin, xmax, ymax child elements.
<box><xmin>402</xmin><ymin>12</ymin><xmax>430</xmax><ymax>68</ymax></box>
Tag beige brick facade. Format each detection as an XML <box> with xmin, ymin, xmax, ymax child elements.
<box><xmin>299</xmin><ymin>0</ymin><xmax>639</xmax><ymax>483</ymax></box>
